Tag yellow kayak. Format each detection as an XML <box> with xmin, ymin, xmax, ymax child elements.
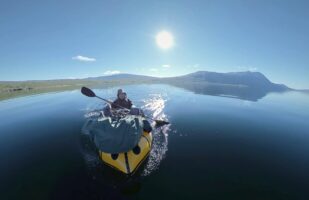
<box><xmin>99</xmin><ymin>131</ymin><xmax>152</xmax><ymax>174</ymax></box>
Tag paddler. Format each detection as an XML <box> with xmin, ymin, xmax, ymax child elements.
<box><xmin>112</xmin><ymin>89</ymin><xmax>133</xmax><ymax>109</ymax></box>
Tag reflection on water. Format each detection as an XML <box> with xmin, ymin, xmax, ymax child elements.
<box><xmin>141</xmin><ymin>93</ymin><xmax>170</xmax><ymax>176</ymax></box>
<box><xmin>167</xmin><ymin>82</ymin><xmax>288</xmax><ymax>101</ymax></box>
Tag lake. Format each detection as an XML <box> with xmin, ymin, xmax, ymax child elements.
<box><xmin>0</xmin><ymin>84</ymin><xmax>309</xmax><ymax>200</ymax></box>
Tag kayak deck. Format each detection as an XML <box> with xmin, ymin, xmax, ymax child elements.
<box><xmin>99</xmin><ymin>131</ymin><xmax>152</xmax><ymax>174</ymax></box>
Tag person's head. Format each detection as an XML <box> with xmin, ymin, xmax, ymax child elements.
<box><xmin>118</xmin><ymin>92</ymin><xmax>126</xmax><ymax>100</ymax></box>
<box><xmin>117</xmin><ymin>89</ymin><xmax>123</xmax><ymax>98</ymax></box>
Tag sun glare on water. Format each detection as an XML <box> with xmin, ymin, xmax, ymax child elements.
<box><xmin>156</xmin><ymin>31</ymin><xmax>174</xmax><ymax>49</ymax></box>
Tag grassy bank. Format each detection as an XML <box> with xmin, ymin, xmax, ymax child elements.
<box><xmin>0</xmin><ymin>79</ymin><xmax>156</xmax><ymax>101</ymax></box>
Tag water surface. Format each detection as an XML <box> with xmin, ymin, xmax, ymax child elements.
<box><xmin>0</xmin><ymin>84</ymin><xmax>309</xmax><ymax>199</ymax></box>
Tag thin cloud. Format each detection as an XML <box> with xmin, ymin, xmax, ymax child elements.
<box><xmin>104</xmin><ymin>70</ymin><xmax>121</xmax><ymax>75</ymax></box>
<box><xmin>237</xmin><ymin>66</ymin><xmax>258</xmax><ymax>71</ymax></box>
<box><xmin>162</xmin><ymin>64</ymin><xmax>171</xmax><ymax>68</ymax></box>
<box><xmin>149</xmin><ymin>68</ymin><xmax>158</xmax><ymax>72</ymax></box>
<box><xmin>72</xmin><ymin>55</ymin><xmax>96</xmax><ymax>62</ymax></box>
<box><xmin>186</xmin><ymin>64</ymin><xmax>200</xmax><ymax>68</ymax></box>
<box><xmin>67</xmin><ymin>77</ymin><xmax>76</xmax><ymax>79</ymax></box>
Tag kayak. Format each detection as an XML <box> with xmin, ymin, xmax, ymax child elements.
<box><xmin>99</xmin><ymin>130</ymin><xmax>152</xmax><ymax>174</ymax></box>
<box><xmin>80</xmin><ymin>87</ymin><xmax>168</xmax><ymax>175</ymax></box>
<box><xmin>82</xmin><ymin>107</ymin><xmax>153</xmax><ymax>175</ymax></box>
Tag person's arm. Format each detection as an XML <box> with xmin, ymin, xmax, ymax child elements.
<box><xmin>128</xmin><ymin>99</ymin><xmax>133</xmax><ymax>109</ymax></box>
<box><xmin>111</xmin><ymin>99</ymin><xmax>119</xmax><ymax>109</ymax></box>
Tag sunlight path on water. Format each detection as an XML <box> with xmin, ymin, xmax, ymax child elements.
<box><xmin>141</xmin><ymin>93</ymin><xmax>170</xmax><ymax>176</ymax></box>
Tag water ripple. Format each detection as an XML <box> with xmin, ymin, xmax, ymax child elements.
<box><xmin>141</xmin><ymin>93</ymin><xmax>170</xmax><ymax>176</ymax></box>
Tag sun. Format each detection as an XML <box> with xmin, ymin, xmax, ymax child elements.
<box><xmin>156</xmin><ymin>31</ymin><xmax>174</xmax><ymax>49</ymax></box>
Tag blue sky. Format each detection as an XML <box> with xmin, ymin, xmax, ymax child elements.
<box><xmin>0</xmin><ymin>0</ymin><xmax>308</xmax><ymax>89</ymax></box>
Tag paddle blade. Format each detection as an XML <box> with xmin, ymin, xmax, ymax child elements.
<box><xmin>155</xmin><ymin>120</ymin><xmax>170</xmax><ymax>127</ymax></box>
<box><xmin>81</xmin><ymin>87</ymin><xmax>96</xmax><ymax>97</ymax></box>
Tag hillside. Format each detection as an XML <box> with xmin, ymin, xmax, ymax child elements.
<box><xmin>163</xmin><ymin>71</ymin><xmax>290</xmax><ymax>91</ymax></box>
<box><xmin>0</xmin><ymin>71</ymin><xmax>293</xmax><ymax>101</ymax></box>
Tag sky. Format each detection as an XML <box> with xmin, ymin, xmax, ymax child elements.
<box><xmin>0</xmin><ymin>0</ymin><xmax>308</xmax><ymax>89</ymax></box>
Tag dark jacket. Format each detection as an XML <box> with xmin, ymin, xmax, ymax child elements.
<box><xmin>112</xmin><ymin>98</ymin><xmax>133</xmax><ymax>109</ymax></box>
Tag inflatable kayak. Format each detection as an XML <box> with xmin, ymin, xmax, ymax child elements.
<box><xmin>80</xmin><ymin>87</ymin><xmax>168</xmax><ymax>175</ymax></box>
<box><xmin>82</xmin><ymin>111</ymin><xmax>153</xmax><ymax>175</ymax></box>
<box><xmin>99</xmin><ymin>130</ymin><xmax>152</xmax><ymax>174</ymax></box>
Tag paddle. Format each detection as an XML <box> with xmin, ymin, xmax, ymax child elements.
<box><xmin>81</xmin><ymin>87</ymin><xmax>170</xmax><ymax>126</ymax></box>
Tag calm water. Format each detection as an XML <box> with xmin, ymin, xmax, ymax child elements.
<box><xmin>0</xmin><ymin>84</ymin><xmax>309</xmax><ymax>200</ymax></box>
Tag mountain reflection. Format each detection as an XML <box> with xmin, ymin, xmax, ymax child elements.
<box><xmin>166</xmin><ymin>82</ymin><xmax>284</xmax><ymax>102</ymax></box>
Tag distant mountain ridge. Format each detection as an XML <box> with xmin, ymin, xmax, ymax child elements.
<box><xmin>0</xmin><ymin>71</ymin><xmax>292</xmax><ymax>92</ymax></box>
<box><xmin>84</xmin><ymin>71</ymin><xmax>291</xmax><ymax>92</ymax></box>
<box><xmin>0</xmin><ymin>70</ymin><xmax>297</xmax><ymax>101</ymax></box>
<box><xmin>166</xmin><ymin>71</ymin><xmax>291</xmax><ymax>91</ymax></box>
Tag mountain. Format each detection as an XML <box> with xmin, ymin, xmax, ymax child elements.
<box><xmin>158</xmin><ymin>71</ymin><xmax>292</xmax><ymax>101</ymax></box>
<box><xmin>164</xmin><ymin>71</ymin><xmax>290</xmax><ymax>92</ymax></box>
<box><xmin>88</xmin><ymin>71</ymin><xmax>292</xmax><ymax>101</ymax></box>
<box><xmin>0</xmin><ymin>71</ymin><xmax>295</xmax><ymax>101</ymax></box>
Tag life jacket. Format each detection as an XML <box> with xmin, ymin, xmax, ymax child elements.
<box><xmin>112</xmin><ymin>98</ymin><xmax>132</xmax><ymax>109</ymax></box>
